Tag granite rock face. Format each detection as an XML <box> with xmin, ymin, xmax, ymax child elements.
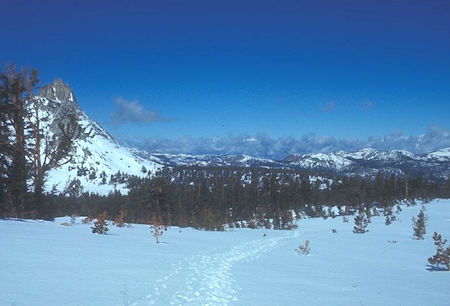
<box><xmin>37</xmin><ymin>79</ymin><xmax>81</xmax><ymax>141</ymax></box>
<box><xmin>37</xmin><ymin>79</ymin><xmax>116</xmax><ymax>142</ymax></box>
<box><xmin>38</xmin><ymin>78</ymin><xmax>77</xmax><ymax>103</ymax></box>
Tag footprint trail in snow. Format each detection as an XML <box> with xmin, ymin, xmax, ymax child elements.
<box><xmin>131</xmin><ymin>231</ymin><xmax>297</xmax><ymax>306</ymax></box>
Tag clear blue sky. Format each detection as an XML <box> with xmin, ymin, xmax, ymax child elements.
<box><xmin>1</xmin><ymin>0</ymin><xmax>449</xmax><ymax>152</ymax></box>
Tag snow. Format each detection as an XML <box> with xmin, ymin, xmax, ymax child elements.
<box><xmin>288</xmin><ymin>152</ymin><xmax>353</xmax><ymax>171</ymax></box>
<box><xmin>427</xmin><ymin>147</ymin><xmax>450</xmax><ymax>161</ymax></box>
<box><xmin>38</xmin><ymin>96</ymin><xmax>163</xmax><ymax>195</ymax></box>
<box><xmin>1</xmin><ymin>199</ymin><xmax>449</xmax><ymax>305</ymax></box>
<box><xmin>45</xmin><ymin>129</ymin><xmax>162</xmax><ymax>195</ymax></box>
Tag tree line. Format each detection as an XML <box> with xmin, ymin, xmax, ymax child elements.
<box><xmin>32</xmin><ymin>166</ymin><xmax>450</xmax><ymax>230</ymax></box>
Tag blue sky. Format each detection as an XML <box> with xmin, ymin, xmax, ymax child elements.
<box><xmin>1</xmin><ymin>0</ymin><xmax>449</xmax><ymax>156</ymax></box>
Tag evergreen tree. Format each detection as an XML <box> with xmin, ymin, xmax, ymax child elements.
<box><xmin>353</xmin><ymin>211</ymin><xmax>369</xmax><ymax>233</ymax></box>
<box><xmin>428</xmin><ymin>232</ymin><xmax>450</xmax><ymax>271</ymax></box>
<box><xmin>412</xmin><ymin>206</ymin><xmax>427</xmax><ymax>239</ymax></box>
<box><xmin>92</xmin><ymin>211</ymin><xmax>109</xmax><ymax>234</ymax></box>
<box><xmin>0</xmin><ymin>64</ymin><xmax>38</xmax><ymax>215</ymax></box>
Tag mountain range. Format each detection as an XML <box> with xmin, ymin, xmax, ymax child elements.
<box><xmin>37</xmin><ymin>79</ymin><xmax>450</xmax><ymax>195</ymax></box>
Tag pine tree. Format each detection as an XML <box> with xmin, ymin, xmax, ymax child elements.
<box><xmin>0</xmin><ymin>64</ymin><xmax>38</xmax><ymax>215</ymax></box>
<box><xmin>92</xmin><ymin>211</ymin><xmax>109</xmax><ymax>234</ymax></box>
<box><xmin>412</xmin><ymin>206</ymin><xmax>427</xmax><ymax>239</ymax></box>
<box><xmin>428</xmin><ymin>232</ymin><xmax>450</xmax><ymax>271</ymax></box>
<box><xmin>353</xmin><ymin>211</ymin><xmax>369</xmax><ymax>233</ymax></box>
<box><xmin>0</xmin><ymin>97</ymin><xmax>13</xmax><ymax>213</ymax></box>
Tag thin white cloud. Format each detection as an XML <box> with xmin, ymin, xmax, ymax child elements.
<box><xmin>111</xmin><ymin>97</ymin><xmax>169</xmax><ymax>125</ymax></box>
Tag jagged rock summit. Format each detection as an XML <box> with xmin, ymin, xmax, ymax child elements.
<box><xmin>38</xmin><ymin>78</ymin><xmax>77</xmax><ymax>103</ymax></box>
<box><xmin>36</xmin><ymin>79</ymin><xmax>163</xmax><ymax>195</ymax></box>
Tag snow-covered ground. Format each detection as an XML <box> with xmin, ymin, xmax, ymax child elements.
<box><xmin>1</xmin><ymin>200</ymin><xmax>449</xmax><ymax>306</ymax></box>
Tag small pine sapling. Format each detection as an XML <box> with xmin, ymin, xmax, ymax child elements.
<box><xmin>150</xmin><ymin>218</ymin><xmax>167</xmax><ymax>244</ymax></box>
<box><xmin>412</xmin><ymin>206</ymin><xmax>427</xmax><ymax>240</ymax></box>
<box><xmin>384</xmin><ymin>207</ymin><xmax>396</xmax><ymax>225</ymax></box>
<box><xmin>385</xmin><ymin>216</ymin><xmax>392</xmax><ymax>225</ymax></box>
<box><xmin>428</xmin><ymin>232</ymin><xmax>450</xmax><ymax>271</ymax></box>
<box><xmin>296</xmin><ymin>240</ymin><xmax>311</xmax><ymax>255</ymax></box>
<box><xmin>92</xmin><ymin>212</ymin><xmax>109</xmax><ymax>235</ymax></box>
<box><xmin>114</xmin><ymin>207</ymin><xmax>127</xmax><ymax>227</ymax></box>
<box><xmin>114</xmin><ymin>216</ymin><xmax>125</xmax><ymax>227</ymax></box>
<box><xmin>328</xmin><ymin>207</ymin><xmax>337</xmax><ymax>219</ymax></box>
<box><xmin>353</xmin><ymin>211</ymin><xmax>369</xmax><ymax>234</ymax></box>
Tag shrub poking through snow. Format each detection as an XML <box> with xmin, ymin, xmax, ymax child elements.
<box><xmin>332</xmin><ymin>228</ymin><xmax>337</xmax><ymax>233</ymax></box>
<box><xmin>353</xmin><ymin>211</ymin><xmax>369</xmax><ymax>234</ymax></box>
<box><xmin>114</xmin><ymin>216</ymin><xmax>125</xmax><ymax>227</ymax></box>
<box><xmin>384</xmin><ymin>207</ymin><xmax>396</xmax><ymax>225</ymax></box>
<box><xmin>296</xmin><ymin>240</ymin><xmax>311</xmax><ymax>255</ymax></box>
<box><xmin>92</xmin><ymin>212</ymin><xmax>109</xmax><ymax>235</ymax></box>
<box><xmin>150</xmin><ymin>218</ymin><xmax>166</xmax><ymax>244</ymax></box>
<box><xmin>428</xmin><ymin>232</ymin><xmax>450</xmax><ymax>271</ymax></box>
<box><xmin>114</xmin><ymin>207</ymin><xmax>127</xmax><ymax>227</ymax></box>
<box><xmin>412</xmin><ymin>206</ymin><xmax>427</xmax><ymax>240</ymax></box>
<box><xmin>82</xmin><ymin>216</ymin><xmax>93</xmax><ymax>224</ymax></box>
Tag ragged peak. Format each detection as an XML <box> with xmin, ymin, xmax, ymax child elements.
<box><xmin>38</xmin><ymin>78</ymin><xmax>76</xmax><ymax>103</ymax></box>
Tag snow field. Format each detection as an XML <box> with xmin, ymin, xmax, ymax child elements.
<box><xmin>1</xmin><ymin>199</ymin><xmax>449</xmax><ymax>306</ymax></box>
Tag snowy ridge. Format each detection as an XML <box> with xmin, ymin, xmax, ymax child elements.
<box><xmin>38</xmin><ymin>79</ymin><xmax>163</xmax><ymax>195</ymax></box>
<box><xmin>133</xmin><ymin>147</ymin><xmax>450</xmax><ymax>179</ymax></box>
<box><xmin>426</xmin><ymin>147</ymin><xmax>450</xmax><ymax>161</ymax></box>
<box><xmin>132</xmin><ymin>150</ymin><xmax>285</xmax><ymax>169</ymax></box>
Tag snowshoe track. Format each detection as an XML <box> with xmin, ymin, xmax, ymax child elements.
<box><xmin>131</xmin><ymin>232</ymin><xmax>294</xmax><ymax>306</ymax></box>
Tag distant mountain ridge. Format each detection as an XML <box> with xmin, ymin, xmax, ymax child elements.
<box><xmin>132</xmin><ymin>147</ymin><xmax>450</xmax><ymax>179</ymax></box>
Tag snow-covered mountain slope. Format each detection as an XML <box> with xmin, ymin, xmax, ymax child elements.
<box><xmin>37</xmin><ymin>79</ymin><xmax>163</xmax><ymax>195</ymax></box>
<box><xmin>426</xmin><ymin>147</ymin><xmax>450</xmax><ymax>161</ymax></box>
<box><xmin>278</xmin><ymin>148</ymin><xmax>449</xmax><ymax>178</ymax></box>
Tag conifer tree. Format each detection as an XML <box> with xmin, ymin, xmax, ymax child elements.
<box><xmin>92</xmin><ymin>211</ymin><xmax>109</xmax><ymax>234</ymax></box>
<box><xmin>353</xmin><ymin>211</ymin><xmax>369</xmax><ymax>233</ymax></box>
<box><xmin>412</xmin><ymin>206</ymin><xmax>427</xmax><ymax>239</ymax></box>
<box><xmin>0</xmin><ymin>64</ymin><xmax>38</xmax><ymax>214</ymax></box>
<box><xmin>428</xmin><ymin>232</ymin><xmax>450</xmax><ymax>271</ymax></box>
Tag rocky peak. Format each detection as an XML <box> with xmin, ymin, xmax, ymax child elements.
<box><xmin>38</xmin><ymin>78</ymin><xmax>76</xmax><ymax>103</ymax></box>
